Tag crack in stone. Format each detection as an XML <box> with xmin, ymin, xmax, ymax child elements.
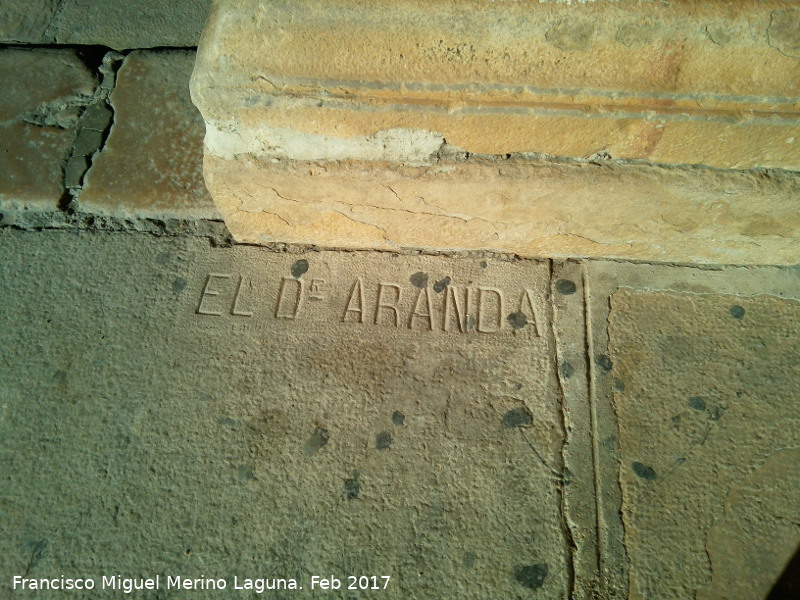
<box><xmin>65</xmin><ymin>51</ymin><xmax>125</xmax><ymax>207</ymax></box>
<box><xmin>558</xmin><ymin>231</ymin><xmax>633</xmax><ymax>247</ymax></box>
<box><xmin>264</xmin><ymin>184</ymin><xmax>509</xmax><ymax>234</ymax></box>
<box><xmin>42</xmin><ymin>0</ymin><xmax>70</xmax><ymax>42</ymax></box>
<box><xmin>382</xmin><ymin>185</ymin><xmax>517</xmax><ymax>232</ymax></box>
<box><xmin>262</xmin><ymin>187</ymin><xmax>394</xmax><ymax>245</ymax></box>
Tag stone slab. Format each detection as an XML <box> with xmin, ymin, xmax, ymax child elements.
<box><xmin>80</xmin><ymin>51</ymin><xmax>219</xmax><ymax>220</ymax></box>
<box><xmin>0</xmin><ymin>229</ymin><xmax>568</xmax><ymax>599</ymax></box>
<box><xmin>0</xmin><ymin>0</ymin><xmax>59</xmax><ymax>43</ymax></box>
<box><xmin>0</xmin><ymin>0</ymin><xmax>212</xmax><ymax>48</ymax></box>
<box><xmin>203</xmin><ymin>155</ymin><xmax>800</xmax><ymax>265</ymax></box>
<box><xmin>608</xmin><ymin>289</ymin><xmax>800</xmax><ymax>600</ymax></box>
<box><xmin>580</xmin><ymin>260</ymin><xmax>800</xmax><ymax>599</ymax></box>
<box><xmin>0</xmin><ymin>49</ymin><xmax>96</xmax><ymax>213</ymax></box>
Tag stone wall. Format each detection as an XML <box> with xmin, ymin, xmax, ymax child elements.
<box><xmin>0</xmin><ymin>2</ymin><xmax>798</xmax><ymax>600</ymax></box>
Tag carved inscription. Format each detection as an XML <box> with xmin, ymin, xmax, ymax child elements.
<box><xmin>275</xmin><ymin>277</ymin><xmax>304</xmax><ymax>319</ymax></box>
<box><xmin>195</xmin><ymin>271</ymin><xmax>543</xmax><ymax>336</ymax></box>
<box><xmin>197</xmin><ymin>273</ymin><xmax>255</xmax><ymax>317</ymax></box>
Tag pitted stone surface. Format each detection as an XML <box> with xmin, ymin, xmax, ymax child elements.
<box><xmin>80</xmin><ymin>51</ymin><xmax>218</xmax><ymax>220</ymax></box>
<box><xmin>608</xmin><ymin>289</ymin><xmax>800</xmax><ymax>600</ymax></box>
<box><xmin>0</xmin><ymin>230</ymin><xmax>568</xmax><ymax>599</ymax></box>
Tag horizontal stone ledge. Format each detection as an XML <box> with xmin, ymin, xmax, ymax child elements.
<box><xmin>205</xmin><ymin>156</ymin><xmax>800</xmax><ymax>266</ymax></box>
<box><xmin>192</xmin><ymin>0</ymin><xmax>800</xmax><ymax>170</ymax></box>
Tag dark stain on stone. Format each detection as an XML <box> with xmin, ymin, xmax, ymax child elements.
<box><xmin>155</xmin><ymin>252</ymin><xmax>172</xmax><ymax>265</ymax></box>
<box><xmin>392</xmin><ymin>410</ymin><xmax>405</xmax><ymax>426</ymax></box>
<box><xmin>463</xmin><ymin>552</ymin><xmax>476</xmax><ymax>569</ymax></box>
<box><xmin>465</xmin><ymin>315</ymin><xmax>476</xmax><ymax>331</ymax></box>
<box><xmin>613</xmin><ymin>378</ymin><xmax>625</xmax><ymax>391</ymax></box>
<box><xmin>560</xmin><ymin>361</ymin><xmax>575</xmax><ymax>379</ymax></box>
<box><xmin>23</xmin><ymin>539</ymin><xmax>48</xmax><ymax>573</ymax></box>
<box><xmin>172</xmin><ymin>277</ymin><xmax>187</xmax><ymax>293</ymax></box>
<box><xmin>688</xmin><ymin>396</ymin><xmax>706</xmax><ymax>411</ymax></box>
<box><xmin>730</xmin><ymin>304</ymin><xmax>746</xmax><ymax>319</ymax></box>
<box><xmin>433</xmin><ymin>276</ymin><xmax>451</xmax><ymax>293</ymax></box>
<box><xmin>502</xmin><ymin>406</ymin><xmax>533</xmax><ymax>428</ymax></box>
<box><xmin>291</xmin><ymin>259</ymin><xmax>309</xmax><ymax>278</ymax></box>
<box><xmin>546</xmin><ymin>18</ymin><xmax>596</xmax><ymax>51</ymax></box>
<box><xmin>304</xmin><ymin>426</ymin><xmax>329</xmax><ymax>456</ymax></box>
<box><xmin>480</xmin><ymin>260</ymin><xmax>488</xmax><ymax>268</ymax></box>
<box><xmin>237</xmin><ymin>464</ymin><xmax>255</xmax><ymax>480</ymax></box>
<box><xmin>514</xmin><ymin>563</ymin><xmax>548</xmax><ymax>590</ymax></box>
<box><xmin>507</xmin><ymin>311</ymin><xmax>528</xmax><ymax>330</ymax></box>
<box><xmin>556</xmin><ymin>279</ymin><xmax>577</xmax><ymax>295</ymax></box>
<box><xmin>410</xmin><ymin>271</ymin><xmax>428</xmax><ymax>288</ymax></box>
<box><xmin>344</xmin><ymin>470</ymin><xmax>360</xmax><ymax>499</ymax></box>
<box><xmin>768</xmin><ymin>9</ymin><xmax>800</xmax><ymax>58</ymax></box>
<box><xmin>595</xmin><ymin>354</ymin><xmax>613</xmax><ymax>372</ymax></box>
<box><xmin>632</xmin><ymin>462</ymin><xmax>657</xmax><ymax>480</ymax></box>
<box><xmin>52</xmin><ymin>370</ymin><xmax>68</xmax><ymax>388</ymax></box>
<box><xmin>376</xmin><ymin>431</ymin><xmax>392</xmax><ymax>449</ymax></box>
<box><xmin>218</xmin><ymin>416</ymin><xmax>238</xmax><ymax>427</ymax></box>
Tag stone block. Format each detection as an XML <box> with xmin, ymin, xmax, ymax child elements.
<box><xmin>53</xmin><ymin>0</ymin><xmax>211</xmax><ymax>48</ymax></box>
<box><xmin>192</xmin><ymin>0</ymin><xmax>800</xmax><ymax>261</ymax></box>
<box><xmin>0</xmin><ymin>49</ymin><xmax>96</xmax><ymax>212</ymax></box>
<box><xmin>608</xmin><ymin>289</ymin><xmax>800</xmax><ymax>600</ymax></box>
<box><xmin>203</xmin><ymin>155</ymin><xmax>800</xmax><ymax>265</ymax></box>
<box><xmin>0</xmin><ymin>0</ymin><xmax>59</xmax><ymax>43</ymax></box>
<box><xmin>0</xmin><ymin>230</ymin><xmax>569</xmax><ymax>599</ymax></box>
<box><xmin>80</xmin><ymin>50</ymin><xmax>218</xmax><ymax>220</ymax></box>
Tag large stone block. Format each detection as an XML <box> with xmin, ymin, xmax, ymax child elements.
<box><xmin>80</xmin><ymin>51</ymin><xmax>218</xmax><ymax>220</ymax></box>
<box><xmin>608</xmin><ymin>289</ymin><xmax>800</xmax><ymax>600</ymax></box>
<box><xmin>192</xmin><ymin>0</ymin><xmax>800</xmax><ymax>262</ymax></box>
<box><xmin>202</xmin><ymin>155</ymin><xmax>800</xmax><ymax>265</ymax></box>
<box><xmin>0</xmin><ymin>230</ymin><xmax>569</xmax><ymax>599</ymax></box>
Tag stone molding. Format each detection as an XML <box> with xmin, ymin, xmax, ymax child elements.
<box><xmin>192</xmin><ymin>0</ymin><xmax>800</xmax><ymax>263</ymax></box>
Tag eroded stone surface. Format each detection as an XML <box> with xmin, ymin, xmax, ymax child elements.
<box><xmin>0</xmin><ymin>0</ymin><xmax>59</xmax><ymax>43</ymax></box>
<box><xmin>52</xmin><ymin>0</ymin><xmax>211</xmax><ymax>48</ymax></box>
<box><xmin>699</xmin><ymin>449</ymin><xmax>800</xmax><ymax>600</ymax></box>
<box><xmin>608</xmin><ymin>289</ymin><xmax>800</xmax><ymax>600</ymax></box>
<box><xmin>80</xmin><ymin>51</ymin><xmax>218</xmax><ymax>220</ymax></box>
<box><xmin>0</xmin><ymin>230</ymin><xmax>568</xmax><ymax>599</ymax></box>
<box><xmin>0</xmin><ymin>49</ymin><xmax>96</xmax><ymax>211</ymax></box>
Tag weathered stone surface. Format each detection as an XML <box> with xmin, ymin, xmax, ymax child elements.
<box><xmin>608</xmin><ymin>289</ymin><xmax>800</xmax><ymax>600</ymax></box>
<box><xmin>193</xmin><ymin>0</ymin><xmax>800</xmax><ymax>260</ymax></box>
<box><xmin>0</xmin><ymin>230</ymin><xmax>568</xmax><ymax>599</ymax></box>
<box><xmin>193</xmin><ymin>0</ymin><xmax>800</xmax><ymax>169</ymax></box>
<box><xmin>0</xmin><ymin>0</ymin><xmax>59</xmax><ymax>43</ymax></box>
<box><xmin>0</xmin><ymin>49</ymin><xmax>96</xmax><ymax>212</ymax></box>
<box><xmin>80</xmin><ymin>51</ymin><xmax>218</xmax><ymax>220</ymax></box>
<box><xmin>204</xmin><ymin>155</ymin><xmax>800</xmax><ymax>265</ymax></box>
<box><xmin>54</xmin><ymin>0</ymin><xmax>211</xmax><ymax>48</ymax></box>
<box><xmin>0</xmin><ymin>0</ymin><xmax>212</xmax><ymax>47</ymax></box>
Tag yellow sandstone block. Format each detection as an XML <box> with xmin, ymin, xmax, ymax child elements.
<box><xmin>192</xmin><ymin>0</ymin><xmax>800</xmax><ymax>263</ymax></box>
